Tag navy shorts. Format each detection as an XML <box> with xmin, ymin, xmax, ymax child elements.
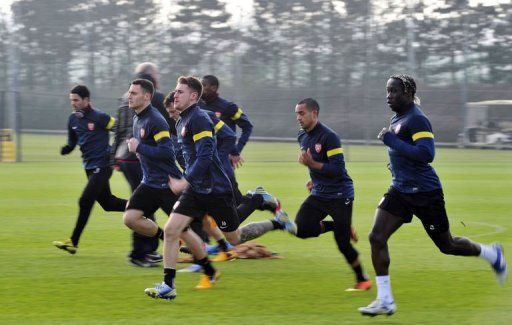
<box><xmin>126</xmin><ymin>183</ymin><xmax>178</xmax><ymax>217</ymax></box>
<box><xmin>378</xmin><ymin>187</ymin><xmax>449</xmax><ymax>234</ymax></box>
<box><xmin>173</xmin><ymin>189</ymin><xmax>239</xmax><ymax>232</ymax></box>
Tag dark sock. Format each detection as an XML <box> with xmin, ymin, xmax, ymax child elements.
<box><xmin>196</xmin><ymin>257</ymin><xmax>216</xmax><ymax>277</ymax></box>
<box><xmin>352</xmin><ymin>264</ymin><xmax>367</xmax><ymax>282</ymax></box>
<box><xmin>320</xmin><ymin>221</ymin><xmax>335</xmax><ymax>234</ymax></box>
<box><xmin>237</xmin><ymin>195</ymin><xmax>263</xmax><ymax>223</ymax></box>
<box><xmin>217</xmin><ymin>238</ymin><xmax>229</xmax><ymax>252</ymax></box>
<box><xmin>155</xmin><ymin>228</ymin><xmax>164</xmax><ymax>240</ymax></box>
<box><xmin>163</xmin><ymin>268</ymin><xmax>176</xmax><ymax>287</ymax></box>
<box><xmin>271</xmin><ymin>219</ymin><xmax>284</xmax><ymax>230</ymax></box>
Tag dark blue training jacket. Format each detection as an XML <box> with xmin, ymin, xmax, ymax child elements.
<box><xmin>382</xmin><ymin>103</ymin><xmax>442</xmax><ymax>193</ymax></box>
<box><xmin>176</xmin><ymin>104</ymin><xmax>233</xmax><ymax>195</ymax></box>
<box><xmin>65</xmin><ymin>107</ymin><xmax>115</xmax><ymax>170</ymax></box>
<box><xmin>133</xmin><ymin>105</ymin><xmax>182</xmax><ymax>189</ymax></box>
<box><xmin>298</xmin><ymin>122</ymin><xmax>354</xmax><ymax>199</ymax></box>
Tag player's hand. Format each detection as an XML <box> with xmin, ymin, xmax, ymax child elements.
<box><xmin>350</xmin><ymin>227</ymin><xmax>359</xmax><ymax>243</ymax></box>
<box><xmin>306</xmin><ymin>180</ymin><xmax>313</xmax><ymax>192</ymax></box>
<box><xmin>298</xmin><ymin>149</ymin><xmax>313</xmax><ymax>166</ymax></box>
<box><xmin>377</xmin><ymin>127</ymin><xmax>390</xmax><ymax>141</ymax></box>
<box><xmin>168</xmin><ymin>176</ymin><xmax>189</xmax><ymax>195</ymax></box>
<box><xmin>60</xmin><ymin>145</ymin><xmax>73</xmax><ymax>155</ymax></box>
<box><xmin>229</xmin><ymin>154</ymin><xmax>244</xmax><ymax>169</ymax></box>
<box><xmin>113</xmin><ymin>164</ymin><xmax>120</xmax><ymax>171</ymax></box>
<box><xmin>127</xmin><ymin>138</ymin><xmax>139</xmax><ymax>152</ymax></box>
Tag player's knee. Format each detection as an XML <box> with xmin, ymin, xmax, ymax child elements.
<box><xmin>123</xmin><ymin>212</ymin><xmax>136</xmax><ymax>229</ymax></box>
<box><xmin>78</xmin><ymin>196</ymin><xmax>94</xmax><ymax>208</ymax></box>
<box><xmin>163</xmin><ymin>223</ymin><xmax>181</xmax><ymax>240</ymax></box>
<box><xmin>295</xmin><ymin>222</ymin><xmax>318</xmax><ymax>239</ymax></box>
<box><xmin>369</xmin><ymin>231</ymin><xmax>386</xmax><ymax>248</ymax></box>
<box><xmin>437</xmin><ymin>242</ymin><xmax>455</xmax><ymax>255</ymax></box>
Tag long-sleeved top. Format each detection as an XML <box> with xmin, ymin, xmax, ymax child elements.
<box><xmin>382</xmin><ymin>103</ymin><xmax>442</xmax><ymax>193</ymax></box>
<box><xmin>200</xmin><ymin>95</ymin><xmax>253</xmax><ymax>153</ymax></box>
<box><xmin>133</xmin><ymin>105</ymin><xmax>182</xmax><ymax>189</ymax></box>
<box><xmin>176</xmin><ymin>103</ymin><xmax>232</xmax><ymax>194</ymax></box>
<box><xmin>111</xmin><ymin>95</ymin><xmax>137</xmax><ymax>162</ymax></box>
<box><xmin>65</xmin><ymin>107</ymin><xmax>115</xmax><ymax>170</ymax></box>
<box><xmin>298</xmin><ymin>122</ymin><xmax>354</xmax><ymax>199</ymax></box>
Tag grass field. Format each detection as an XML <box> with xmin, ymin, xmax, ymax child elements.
<box><xmin>1</xmin><ymin>134</ymin><xmax>511</xmax><ymax>324</ymax></box>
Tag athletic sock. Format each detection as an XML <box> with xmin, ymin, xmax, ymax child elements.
<box><xmin>217</xmin><ymin>238</ymin><xmax>229</xmax><ymax>252</ymax></box>
<box><xmin>271</xmin><ymin>219</ymin><xmax>284</xmax><ymax>230</ymax></box>
<box><xmin>352</xmin><ymin>264</ymin><xmax>368</xmax><ymax>282</ymax></box>
<box><xmin>155</xmin><ymin>228</ymin><xmax>164</xmax><ymax>240</ymax></box>
<box><xmin>164</xmin><ymin>268</ymin><xmax>176</xmax><ymax>287</ymax></box>
<box><xmin>479</xmin><ymin>244</ymin><xmax>498</xmax><ymax>264</ymax></box>
<box><xmin>320</xmin><ymin>221</ymin><xmax>334</xmax><ymax>233</ymax></box>
<box><xmin>196</xmin><ymin>257</ymin><xmax>216</xmax><ymax>277</ymax></box>
<box><xmin>376</xmin><ymin>275</ymin><xmax>394</xmax><ymax>303</ymax></box>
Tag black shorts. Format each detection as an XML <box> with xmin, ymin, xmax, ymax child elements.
<box><xmin>173</xmin><ymin>189</ymin><xmax>239</xmax><ymax>232</ymax></box>
<box><xmin>126</xmin><ymin>183</ymin><xmax>178</xmax><ymax>217</ymax></box>
<box><xmin>378</xmin><ymin>186</ymin><xmax>449</xmax><ymax>234</ymax></box>
<box><xmin>295</xmin><ymin>195</ymin><xmax>353</xmax><ymax>239</ymax></box>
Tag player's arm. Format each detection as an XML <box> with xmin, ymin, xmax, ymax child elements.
<box><xmin>318</xmin><ymin>133</ymin><xmax>347</xmax><ymax>177</ymax></box>
<box><xmin>110</xmin><ymin>105</ymin><xmax>124</xmax><ymax>164</ymax></box>
<box><xmin>98</xmin><ymin>111</ymin><xmax>116</xmax><ymax>132</ymax></box>
<box><xmin>214</xmin><ymin>117</ymin><xmax>238</xmax><ymax>157</ymax></box>
<box><xmin>227</xmin><ymin>102</ymin><xmax>253</xmax><ymax>153</ymax></box>
<box><xmin>381</xmin><ymin>116</ymin><xmax>435</xmax><ymax>163</ymax></box>
<box><xmin>184</xmin><ymin>117</ymin><xmax>215</xmax><ymax>184</ymax></box>
<box><xmin>135</xmin><ymin>122</ymin><xmax>174</xmax><ymax>160</ymax></box>
<box><xmin>61</xmin><ymin>118</ymin><xmax>77</xmax><ymax>155</ymax></box>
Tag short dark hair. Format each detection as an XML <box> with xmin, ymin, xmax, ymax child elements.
<box><xmin>297</xmin><ymin>98</ymin><xmax>320</xmax><ymax>114</ymax></box>
<box><xmin>163</xmin><ymin>91</ymin><xmax>175</xmax><ymax>106</ymax></box>
<box><xmin>131</xmin><ymin>78</ymin><xmax>154</xmax><ymax>98</ymax></box>
<box><xmin>202</xmin><ymin>75</ymin><xmax>219</xmax><ymax>88</ymax></box>
<box><xmin>178</xmin><ymin>76</ymin><xmax>203</xmax><ymax>98</ymax></box>
<box><xmin>70</xmin><ymin>85</ymin><xmax>90</xmax><ymax>99</ymax></box>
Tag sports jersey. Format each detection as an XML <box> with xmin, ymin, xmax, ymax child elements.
<box><xmin>382</xmin><ymin>103</ymin><xmax>442</xmax><ymax>193</ymax></box>
<box><xmin>203</xmin><ymin>109</ymin><xmax>238</xmax><ymax>182</ymax></box>
<box><xmin>133</xmin><ymin>105</ymin><xmax>182</xmax><ymax>189</ymax></box>
<box><xmin>176</xmin><ymin>104</ymin><xmax>232</xmax><ymax>194</ymax></box>
<box><xmin>65</xmin><ymin>107</ymin><xmax>115</xmax><ymax>170</ymax></box>
<box><xmin>200</xmin><ymin>95</ymin><xmax>253</xmax><ymax>153</ymax></box>
<box><xmin>298</xmin><ymin>122</ymin><xmax>354</xmax><ymax>199</ymax></box>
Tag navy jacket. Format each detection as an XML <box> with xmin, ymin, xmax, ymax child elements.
<box><xmin>382</xmin><ymin>103</ymin><xmax>442</xmax><ymax>193</ymax></box>
<box><xmin>65</xmin><ymin>107</ymin><xmax>115</xmax><ymax>170</ymax></box>
<box><xmin>200</xmin><ymin>96</ymin><xmax>253</xmax><ymax>153</ymax></box>
<box><xmin>133</xmin><ymin>105</ymin><xmax>182</xmax><ymax>189</ymax></box>
<box><xmin>176</xmin><ymin>104</ymin><xmax>232</xmax><ymax>194</ymax></box>
<box><xmin>298</xmin><ymin>122</ymin><xmax>354</xmax><ymax>199</ymax></box>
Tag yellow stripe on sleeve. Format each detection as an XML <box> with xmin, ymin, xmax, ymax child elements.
<box><xmin>231</xmin><ymin>108</ymin><xmax>243</xmax><ymax>120</ymax></box>
<box><xmin>153</xmin><ymin>131</ymin><xmax>170</xmax><ymax>142</ymax></box>
<box><xmin>106</xmin><ymin>117</ymin><xmax>116</xmax><ymax>130</ymax></box>
<box><xmin>412</xmin><ymin>131</ymin><xmax>434</xmax><ymax>141</ymax></box>
<box><xmin>192</xmin><ymin>131</ymin><xmax>213</xmax><ymax>142</ymax></box>
<box><xmin>214</xmin><ymin>120</ymin><xmax>225</xmax><ymax>132</ymax></box>
<box><xmin>326</xmin><ymin>147</ymin><xmax>344</xmax><ymax>157</ymax></box>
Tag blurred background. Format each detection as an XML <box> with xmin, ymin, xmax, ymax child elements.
<box><xmin>1</xmin><ymin>0</ymin><xmax>512</xmax><ymax>161</ymax></box>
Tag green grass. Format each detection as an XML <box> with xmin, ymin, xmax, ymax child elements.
<box><xmin>1</xmin><ymin>134</ymin><xmax>511</xmax><ymax>324</ymax></box>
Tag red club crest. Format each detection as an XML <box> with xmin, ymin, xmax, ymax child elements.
<box><xmin>181</xmin><ymin>127</ymin><xmax>186</xmax><ymax>137</ymax></box>
<box><xmin>394</xmin><ymin>123</ymin><xmax>401</xmax><ymax>134</ymax></box>
<box><xmin>87</xmin><ymin>122</ymin><xmax>95</xmax><ymax>131</ymax></box>
<box><xmin>140</xmin><ymin>128</ymin><xmax>145</xmax><ymax>138</ymax></box>
<box><xmin>315</xmin><ymin>143</ymin><xmax>322</xmax><ymax>153</ymax></box>
<box><xmin>215</xmin><ymin>112</ymin><xmax>221</xmax><ymax>118</ymax></box>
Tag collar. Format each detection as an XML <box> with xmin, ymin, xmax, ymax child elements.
<box><xmin>305</xmin><ymin>121</ymin><xmax>321</xmax><ymax>134</ymax></box>
<box><xmin>136</xmin><ymin>104</ymin><xmax>152</xmax><ymax>117</ymax></box>
<box><xmin>179</xmin><ymin>103</ymin><xmax>198</xmax><ymax>118</ymax></box>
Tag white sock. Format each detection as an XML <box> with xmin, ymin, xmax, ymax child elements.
<box><xmin>376</xmin><ymin>275</ymin><xmax>394</xmax><ymax>303</ymax></box>
<box><xmin>479</xmin><ymin>244</ymin><xmax>497</xmax><ymax>264</ymax></box>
